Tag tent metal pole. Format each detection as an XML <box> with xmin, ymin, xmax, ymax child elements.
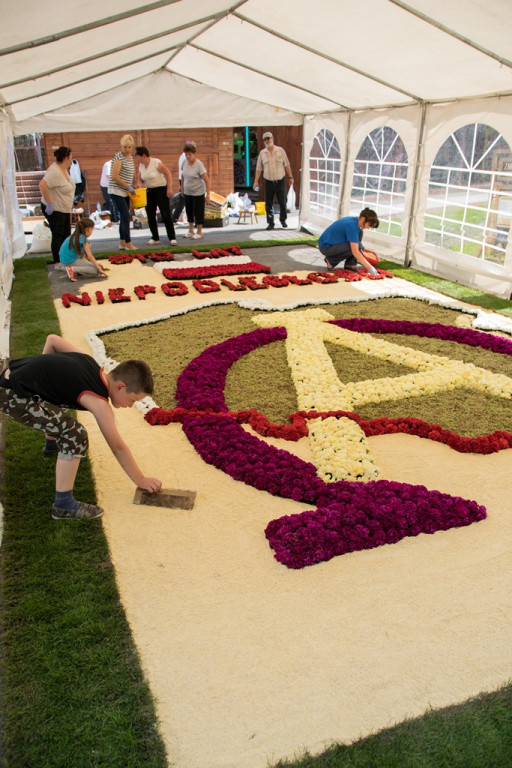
<box><xmin>0</xmin><ymin>1</ymin><xmax>181</xmax><ymax>55</ymax></box>
<box><xmin>404</xmin><ymin>102</ymin><xmax>427</xmax><ymax>267</ymax></box>
<box><xmin>2</xmin><ymin>17</ymin><xmax>220</xmax><ymax>89</ymax></box>
<box><xmin>233</xmin><ymin>12</ymin><xmax>419</xmax><ymax>103</ymax></box>
<box><xmin>191</xmin><ymin>43</ymin><xmax>345</xmax><ymax>110</ymax></box>
<box><xmin>298</xmin><ymin>116</ymin><xmax>307</xmax><ymax>227</ymax></box>
<box><xmin>389</xmin><ymin>0</ymin><xmax>512</xmax><ymax>70</ymax></box>
<box><xmin>338</xmin><ymin>112</ymin><xmax>352</xmax><ymax>218</ymax></box>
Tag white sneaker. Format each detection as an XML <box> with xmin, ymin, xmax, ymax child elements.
<box><xmin>170</xmin><ymin>239</ymin><xmax>177</xmax><ymax>245</ymax></box>
<box><xmin>147</xmin><ymin>239</ymin><xmax>160</xmax><ymax>245</ymax></box>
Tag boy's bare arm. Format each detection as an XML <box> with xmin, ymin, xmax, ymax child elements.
<box><xmin>81</xmin><ymin>394</ymin><xmax>162</xmax><ymax>493</ymax></box>
<box><xmin>43</xmin><ymin>334</ymin><xmax>82</xmax><ymax>355</ymax></box>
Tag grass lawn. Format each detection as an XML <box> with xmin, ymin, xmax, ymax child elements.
<box><xmin>1</xmin><ymin>258</ymin><xmax>168</xmax><ymax>768</ymax></box>
<box><xmin>1</xmin><ymin>250</ymin><xmax>512</xmax><ymax>768</ymax></box>
<box><xmin>424</xmin><ymin>204</ymin><xmax>507</xmax><ymax>264</ymax></box>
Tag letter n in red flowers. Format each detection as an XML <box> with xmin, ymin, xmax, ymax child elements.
<box><xmin>61</xmin><ymin>292</ymin><xmax>92</xmax><ymax>308</ymax></box>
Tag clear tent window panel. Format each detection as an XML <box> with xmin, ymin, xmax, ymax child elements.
<box><xmin>426</xmin><ymin>123</ymin><xmax>512</xmax><ymax>266</ymax></box>
<box><xmin>309</xmin><ymin>129</ymin><xmax>341</xmax><ymax>219</ymax></box>
<box><xmin>350</xmin><ymin>126</ymin><xmax>408</xmax><ymax>238</ymax></box>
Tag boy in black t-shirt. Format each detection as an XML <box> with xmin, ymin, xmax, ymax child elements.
<box><xmin>0</xmin><ymin>334</ymin><xmax>162</xmax><ymax>520</ymax></box>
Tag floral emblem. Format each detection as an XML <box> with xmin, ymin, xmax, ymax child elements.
<box><xmin>141</xmin><ymin>309</ymin><xmax>512</xmax><ymax>568</ymax></box>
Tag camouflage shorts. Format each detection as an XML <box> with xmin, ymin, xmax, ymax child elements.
<box><xmin>0</xmin><ymin>385</ymin><xmax>88</xmax><ymax>460</ymax></box>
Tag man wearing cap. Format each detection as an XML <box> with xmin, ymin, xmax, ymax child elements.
<box><xmin>253</xmin><ymin>132</ymin><xmax>294</xmax><ymax>230</ymax></box>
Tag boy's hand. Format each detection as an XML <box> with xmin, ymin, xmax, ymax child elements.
<box><xmin>138</xmin><ymin>477</ymin><xmax>162</xmax><ymax>493</ymax></box>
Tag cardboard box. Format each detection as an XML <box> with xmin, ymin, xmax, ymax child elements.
<box><xmin>203</xmin><ymin>216</ymin><xmax>229</xmax><ymax>228</ymax></box>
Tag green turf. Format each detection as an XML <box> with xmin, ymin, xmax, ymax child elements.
<box><xmin>0</xmin><ymin>258</ymin><xmax>168</xmax><ymax>768</ymax></box>
<box><xmin>378</xmin><ymin>259</ymin><xmax>512</xmax><ymax>317</ymax></box>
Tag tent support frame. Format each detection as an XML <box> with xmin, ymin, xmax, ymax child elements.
<box><xmin>404</xmin><ymin>102</ymin><xmax>427</xmax><ymax>267</ymax></box>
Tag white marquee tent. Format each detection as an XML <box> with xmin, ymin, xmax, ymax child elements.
<box><xmin>1</xmin><ymin>0</ymin><xmax>512</xmax><ymax>354</ymax></box>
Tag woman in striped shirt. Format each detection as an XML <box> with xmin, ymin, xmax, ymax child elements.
<box><xmin>108</xmin><ymin>135</ymin><xmax>136</xmax><ymax>250</ymax></box>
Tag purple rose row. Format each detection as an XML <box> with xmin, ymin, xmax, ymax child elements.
<box><xmin>332</xmin><ymin>318</ymin><xmax>512</xmax><ymax>355</ymax></box>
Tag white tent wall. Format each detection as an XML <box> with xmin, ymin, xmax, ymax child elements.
<box><xmin>0</xmin><ymin>111</ymin><xmax>24</xmax><ymax>360</ymax></box>
<box><xmin>413</xmin><ymin>96</ymin><xmax>512</xmax><ymax>297</ymax></box>
<box><xmin>300</xmin><ymin>106</ymin><xmax>421</xmax><ymax>261</ymax></box>
<box><xmin>299</xmin><ymin>112</ymin><xmax>350</xmax><ymax>233</ymax></box>
<box><xmin>300</xmin><ymin>97</ymin><xmax>512</xmax><ymax>298</ymax></box>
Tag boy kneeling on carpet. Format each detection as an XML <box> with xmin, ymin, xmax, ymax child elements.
<box><xmin>60</xmin><ymin>217</ymin><xmax>108</xmax><ymax>282</ymax></box>
<box><xmin>0</xmin><ymin>334</ymin><xmax>162</xmax><ymax>520</ymax></box>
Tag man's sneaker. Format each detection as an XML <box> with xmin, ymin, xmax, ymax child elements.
<box><xmin>281</xmin><ymin>221</ymin><xmax>288</xmax><ymax>228</ymax></box>
<box><xmin>147</xmin><ymin>239</ymin><xmax>160</xmax><ymax>245</ymax></box>
<box><xmin>52</xmin><ymin>501</ymin><xmax>104</xmax><ymax>520</ymax></box>
<box><xmin>65</xmin><ymin>265</ymin><xmax>77</xmax><ymax>282</ymax></box>
<box><xmin>266</xmin><ymin>224</ymin><xmax>275</xmax><ymax>230</ymax></box>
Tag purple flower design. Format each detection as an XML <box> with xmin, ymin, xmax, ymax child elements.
<box><xmin>172</xmin><ymin>321</ymin><xmax>489</xmax><ymax>568</ymax></box>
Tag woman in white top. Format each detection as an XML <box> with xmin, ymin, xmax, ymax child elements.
<box><xmin>39</xmin><ymin>146</ymin><xmax>75</xmax><ymax>265</ymax></box>
<box><xmin>134</xmin><ymin>147</ymin><xmax>176</xmax><ymax>246</ymax></box>
<box><xmin>108</xmin><ymin>134</ymin><xmax>136</xmax><ymax>250</ymax></box>
<box><xmin>181</xmin><ymin>142</ymin><xmax>210</xmax><ymax>239</ymax></box>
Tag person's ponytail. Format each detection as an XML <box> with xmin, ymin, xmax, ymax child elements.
<box><xmin>70</xmin><ymin>217</ymin><xmax>94</xmax><ymax>255</ymax></box>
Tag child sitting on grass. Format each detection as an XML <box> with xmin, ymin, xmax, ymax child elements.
<box><xmin>59</xmin><ymin>217</ymin><xmax>108</xmax><ymax>282</ymax></box>
<box><xmin>0</xmin><ymin>334</ymin><xmax>162</xmax><ymax>520</ymax></box>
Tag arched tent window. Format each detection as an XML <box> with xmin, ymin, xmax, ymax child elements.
<box><xmin>350</xmin><ymin>126</ymin><xmax>408</xmax><ymax>237</ymax></box>
<box><xmin>426</xmin><ymin>123</ymin><xmax>512</xmax><ymax>265</ymax></box>
<box><xmin>309</xmin><ymin>129</ymin><xmax>341</xmax><ymax>219</ymax></box>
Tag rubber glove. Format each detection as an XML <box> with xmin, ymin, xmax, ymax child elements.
<box><xmin>368</xmin><ymin>265</ymin><xmax>378</xmax><ymax>275</ymax></box>
<box><xmin>45</xmin><ymin>203</ymin><xmax>54</xmax><ymax>215</ymax></box>
<box><xmin>127</xmin><ymin>185</ymin><xmax>135</xmax><ymax>195</ymax></box>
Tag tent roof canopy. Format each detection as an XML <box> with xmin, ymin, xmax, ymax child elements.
<box><xmin>2</xmin><ymin>0</ymin><xmax>512</xmax><ymax>131</ymax></box>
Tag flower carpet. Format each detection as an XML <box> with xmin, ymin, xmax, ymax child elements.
<box><xmin>53</xmin><ymin>252</ymin><xmax>512</xmax><ymax>768</ymax></box>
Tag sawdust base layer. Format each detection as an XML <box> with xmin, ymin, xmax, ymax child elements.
<box><xmin>55</xmin><ymin>264</ymin><xmax>512</xmax><ymax>768</ymax></box>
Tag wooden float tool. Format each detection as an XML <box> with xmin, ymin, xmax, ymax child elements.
<box><xmin>133</xmin><ymin>487</ymin><xmax>196</xmax><ymax>510</ymax></box>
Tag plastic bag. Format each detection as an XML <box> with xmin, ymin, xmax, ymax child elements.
<box><xmin>27</xmin><ymin>221</ymin><xmax>51</xmax><ymax>253</ymax></box>
<box><xmin>89</xmin><ymin>210</ymin><xmax>110</xmax><ymax>229</ymax></box>
<box><xmin>226</xmin><ymin>192</ymin><xmax>242</xmax><ymax>214</ymax></box>
<box><xmin>286</xmin><ymin>185</ymin><xmax>296</xmax><ymax>212</ymax></box>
